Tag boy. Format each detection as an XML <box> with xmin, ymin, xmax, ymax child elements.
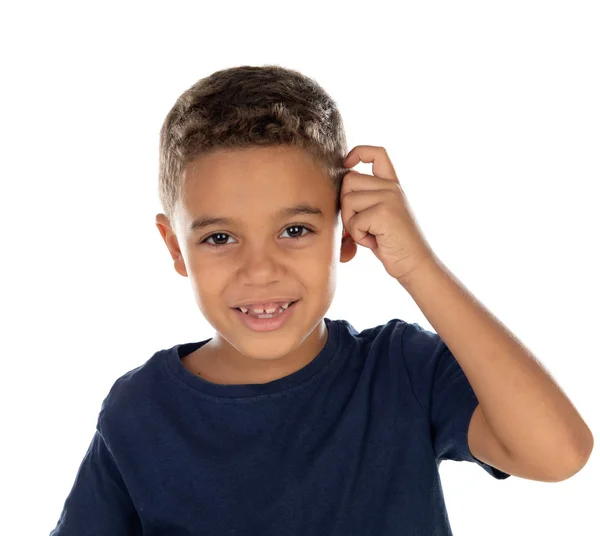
<box><xmin>50</xmin><ymin>65</ymin><xmax>593</xmax><ymax>535</ymax></box>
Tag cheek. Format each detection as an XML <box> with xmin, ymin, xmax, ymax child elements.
<box><xmin>301</xmin><ymin>252</ymin><xmax>337</xmax><ymax>286</ymax></box>
<box><xmin>187</xmin><ymin>259</ymin><xmax>226</xmax><ymax>297</ymax></box>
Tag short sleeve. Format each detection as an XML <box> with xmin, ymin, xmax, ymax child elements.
<box><xmin>49</xmin><ymin>429</ymin><xmax>143</xmax><ymax>535</ymax></box>
<box><xmin>400</xmin><ymin>321</ymin><xmax>511</xmax><ymax>480</ymax></box>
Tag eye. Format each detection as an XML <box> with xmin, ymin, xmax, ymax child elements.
<box><xmin>200</xmin><ymin>225</ymin><xmax>314</xmax><ymax>248</ymax></box>
<box><xmin>200</xmin><ymin>233</ymin><xmax>234</xmax><ymax>248</ymax></box>
<box><xmin>281</xmin><ymin>225</ymin><xmax>313</xmax><ymax>240</ymax></box>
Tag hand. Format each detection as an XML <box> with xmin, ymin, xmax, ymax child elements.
<box><xmin>341</xmin><ymin>145</ymin><xmax>437</xmax><ymax>283</ymax></box>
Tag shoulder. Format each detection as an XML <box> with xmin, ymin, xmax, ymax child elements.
<box><xmin>342</xmin><ymin>317</ymin><xmax>434</xmax><ymax>357</ymax></box>
<box><xmin>334</xmin><ymin>316</ymin><xmax>410</xmax><ymax>342</ymax></box>
<box><xmin>98</xmin><ymin>348</ymin><xmax>167</xmax><ymax>425</ymax></box>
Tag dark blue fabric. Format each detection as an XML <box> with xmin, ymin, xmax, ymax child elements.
<box><xmin>50</xmin><ymin>317</ymin><xmax>510</xmax><ymax>535</ymax></box>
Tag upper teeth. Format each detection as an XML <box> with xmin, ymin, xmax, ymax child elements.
<box><xmin>239</xmin><ymin>302</ymin><xmax>293</xmax><ymax>314</ymax></box>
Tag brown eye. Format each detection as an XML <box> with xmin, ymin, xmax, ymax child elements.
<box><xmin>281</xmin><ymin>225</ymin><xmax>312</xmax><ymax>239</ymax></box>
<box><xmin>202</xmin><ymin>233</ymin><xmax>234</xmax><ymax>247</ymax></box>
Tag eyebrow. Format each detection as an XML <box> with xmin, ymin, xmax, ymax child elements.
<box><xmin>189</xmin><ymin>203</ymin><xmax>324</xmax><ymax>232</ymax></box>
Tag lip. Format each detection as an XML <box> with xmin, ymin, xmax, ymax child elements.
<box><xmin>232</xmin><ymin>298</ymin><xmax>299</xmax><ymax>309</ymax></box>
<box><xmin>231</xmin><ymin>300</ymin><xmax>299</xmax><ymax>332</ymax></box>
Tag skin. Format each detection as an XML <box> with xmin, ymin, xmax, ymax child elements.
<box><xmin>155</xmin><ymin>145</ymin><xmax>357</xmax><ymax>385</ymax></box>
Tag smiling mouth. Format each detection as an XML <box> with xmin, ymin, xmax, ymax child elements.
<box><xmin>235</xmin><ymin>300</ymin><xmax>299</xmax><ymax>318</ymax></box>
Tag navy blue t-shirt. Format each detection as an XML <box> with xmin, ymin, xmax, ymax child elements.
<box><xmin>50</xmin><ymin>317</ymin><xmax>510</xmax><ymax>535</ymax></box>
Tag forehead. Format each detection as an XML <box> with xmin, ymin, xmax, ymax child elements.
<box><xmin>181</xmin><ymin>145</ymin><xmax>333</xmax><ymax>213</ymax></box>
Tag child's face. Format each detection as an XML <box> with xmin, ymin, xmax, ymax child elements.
<box><xmin>156</xmin><ymin>145</ymin><xmax>356</xmax><ymax>364</ymax></box>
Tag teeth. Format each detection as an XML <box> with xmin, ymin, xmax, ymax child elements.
<box><xmin>238</xmin><ymin>301</ymin><xmax>294</xmax><ymax>316</ymax></box>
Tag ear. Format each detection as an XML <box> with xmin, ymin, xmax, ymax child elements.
<box><xmin>155</xmin><ymin>213</ymin><xmax>188</xmax><ymax>277</ymax></box>
<box><xmin>340</xmin><ymin>229</ymin><xmax>357</xmax><ymax>263</ymax></box>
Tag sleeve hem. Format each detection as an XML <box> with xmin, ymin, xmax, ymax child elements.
<box><xmin>457</xmin><ymin>390</ymin><xmax>511</xmax><ymax>480</ymax></box>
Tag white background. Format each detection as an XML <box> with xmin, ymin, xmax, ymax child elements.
<box><xmin>1</xmin><ymin>1</ymin><xmax>598</xmax><ymax>534</ymax></box>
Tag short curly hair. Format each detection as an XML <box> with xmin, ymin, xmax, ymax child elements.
<box><xmin>158</xmin><ymin>64</ymin><xmax>349</xmax><ymax>223</ymax></box>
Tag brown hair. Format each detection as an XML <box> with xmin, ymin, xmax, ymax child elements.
<box><xmin>158</xmin><ymin>65</ymin><xmax>349</xmax><ymax>223</ymax></box>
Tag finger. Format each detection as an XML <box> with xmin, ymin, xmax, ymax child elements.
<box><xmin>344</xmin><ymin>146</ymin><xmax>398</xmax><ymax>182</ymax></box>
<box><xmin>341</xmin><ymin>189</ymin><xmax>394</xmax><ymax>230</ymax></box>
<box><xmin>346</xmin><ymin>203</ymin><xmax>383</xmax><ymax>248</ymax></box>
<box><xmin>340</xmin><ymin>170</ymin><xmax>400</xmax><ymax>199</ymax></box>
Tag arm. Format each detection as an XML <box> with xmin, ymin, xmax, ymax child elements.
<box><xmin>49</xmin><ymin>429</ymin><xmax>142</xmax><ymax>535</ymax></box>
<box><xmin>399</xmin><ymin>256</ymin><xmax>594</xmax><ymax>482</ymax></box>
